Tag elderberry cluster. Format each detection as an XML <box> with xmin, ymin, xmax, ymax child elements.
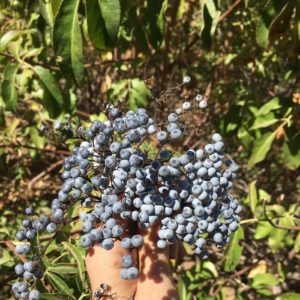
<box><xmin>12</xmin><ymin>88</ymin><xmax>241</xmax><ymax>299</ymax></box>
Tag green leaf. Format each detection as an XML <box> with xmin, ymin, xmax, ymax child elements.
<box><xmin>248</xmin><ymin>131</ymin><xmax>276</xmax><ymax>166</ymax></box>
<box><xmin>51</xmin><ymin>0</ymin><xmax>62</xmax><ymax>16</ymax></box>
<box><xmin>41</xmin><ymin>294</ymin><xmax>75</xmax><ymax>300</ymax></box>
<box><xmin>254</xmin><ymin>221</ymin><xmax>273</xmax><ymax>240</ymax></box>
<box><xmin>39</xmin><ymin>0</ymin><xmax>54</xmax><ymax>26</ymax></box>
<box><xmin>62</xmin><ymin>242</ymin><xmax>86</xmax><ymax>284</ymax></box>
<box><xmin>281</xmin><ymin>132</ymin><xmax>300</xmax><ymax>170</ymax></box>
<box><xmin>250</xmin><ymin>113</ymin><xmax>279</xmax><ymax>130</ymax></box>
<box><xmin>33</xmin><ymin>66</ymin><xmax>63</xmax><ymax>105</ymax></box>
<box><xmin>256</xmin><ymin>97</ymin><xmax>281</xmax><ymax>116</ymax></box>
<box><xmin>47</xmin><ymin>263</ymin><xmax>78</xmax><ymax>275</ymax></box>
<box><xmin>203</xmin><ymin>261</ymin><xmax>218</xmax><ymax>278</ymax></box>
<box><xmin>200</xmin><ymin>0</ymin><xmax>221</xmax><ymax>49</ymax></box>
<box><xmin>53</xmin><ymin>0</ymin><xmax>84</xmax><ymax>84</ymax></box>
<box><xmin>98</xmin><ymin>0</ymin><xmax>121</xmax><ymax>42</ymax></box>
<box><xmin>0</xmin><ymin>249</ymin><xmax>14</xmax><ymax>266</ymax></box>
<box><xmin>251</xmin><ymin>273</ymin><xmax>278</xmax><ymax>288</ymax></box>
<box><xmin>1</xmin><ymin>63</ymin><xmax>19</xmax><ymax>111</ymax></box>
<box><xmin>0</xmin><ymin>30</ymin><xmax>21</xmax><ymax>51</ymax></box>
<box><xmin>247</xmin><ymin>180</ymin><xmax>258</xmax><ymax>214</ymax></box>
<box><xmin>46</xmin><ymin>272</ymin><xmax>75</xmax><ymax>299</ymax></box>
<box><xmin>33</xmin><ymin>66</ymin><xmax>64</xmax><ymax>117</ymax></box>
<box><xmin>85</xmin><ymin>0</ymin><xmax>107</xmax><ymax>50</ymax></box>
<box><xmin>144</xmin><ymin>1</ymin><xmax>164</xmax><ymax>48</ymax></box>
<box><xmin>294</xmin><ymin>233</ymin><xmax>300</xmax><ymax>253</ymax></box>
<box><xmin>178</xmin><ymin>275</ymin><xmax>188</xmax><ymax>300</ymax></box>
<box><xmin>281</xmin><ymin>293</ymin><xmax>300</xmax><ymax>300</ymax></box>
<box><xmin>128</xmin><ymin>79</ymin><xmax>151</xmax><ymax>111</ymax></box>
<box><xmin>223</xmin><ymin>226</ymin><xmax>244</xmax><ymax>272</ymax></box>
<box><xmin>256</xmin><ymin>17</ymin><xmax>269</xmax><ymax>48</ymax></box>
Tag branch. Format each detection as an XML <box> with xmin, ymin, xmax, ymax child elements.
<box><xmin>0</xmin><ymin>142</ymin><xmax>70</xmax><ymax>155</ymax></box>
<box><xmin>28</xmin><ymin>158</ymin><xmax>65</xmax><ymax>190</ymax></box>
<box><xmin>219</xmin><ymin>0</ymin><xmax>242</xmax><ymax>22</ymax></box>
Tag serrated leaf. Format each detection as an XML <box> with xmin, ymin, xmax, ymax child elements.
<box><xmin>1</xmin><ymin>63</ymin><xmax>19</xmax><ymax>111</ymax></box>
<box><xmin>250</xmin><ymin>114</ymin><xmax>279</xmax><ymax>130</ymax></box>
<box><xmin>62</xmin><ymin>242</ymin><xmax>86</xmax><ymax>284</ymax></box>
<box><xmin>33</xmin><ymin>66</ymin><xmax>63</xmax><ymax>105</ymax></box>
<box><xmin>33</xmin><ymin>65</ymin><xmax>64</xmax><ymax>117</ymax></box>
<box><xmin>53</xmin><ymin>0</ymin><xmax>84</xmax><ymax>84</ymax></box>
<box><xmin>248</xmin><ymin>131</ymin><xmax>276</xmax><ymax>166</ymax></box>
<box><xmin>223</xmin><ymin>226</ymin><xmax>244</xmax><ymax>272</ymax></box>
<box><xmin>85</xmin><ymin>0</ymin><xmax>107</xmax><ymax>50</ymax></box>
<box><xmin>251</xmin><ymin>273</ymin><xmax>278</xmax><ymax>288</ymax></box>
<box><xmin>39</xmin><ymin>0</ymin><xmax>54</xmax><ymax>26</ymax></box>
<box><xmin>47</xmin><ymin>263</ymin><xmax>78</xmax><ymax>274</ymax></box>
<box><xmin>98</xmin><ymin>0</ymin><xmax>121</xmax><ymax>42</ymax></box>
<box><xmin>46</xmin><ymin>272</ymin><xmax>75</xmax><ymax>299</ymax></box>
<box><xmin>128</xmin><ymin>79</ymin><xmax>151</xmax><ymax>111</ymax></box>
<box><xmin>254</xmin><ymin>221</ymin><xmax>273</xmax><ymax>240</ymax></box>
<box><xmin>256</xmin><ymin>97</ymin><xmax>281</xmax><ymax>116</ymax></box>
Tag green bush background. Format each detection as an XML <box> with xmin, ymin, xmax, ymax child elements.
<box><xmin>0</xmin><ymin>0</ymin><xmax>299</xmax><ymax>299</ymax></box>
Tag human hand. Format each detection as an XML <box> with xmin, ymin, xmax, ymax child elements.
<box><xmin>85</xmin><ymin>222</ymin><xmax>182</xmax><ymax>300</ymax></box>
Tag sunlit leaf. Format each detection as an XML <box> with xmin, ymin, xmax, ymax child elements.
<box><xmin>62</xmin><ymin>242</ymin><xmax>86</xmax><ymax>285</ymax></box>
<box><xmin>256</xmin><ymin>98</ymin><xmax>281</xmax><ymax>116</ymax></box>
<box><xmin>250</xmin><ymin>113</ymin><xmax>279</xmax><ymax>130</ymax></box>
<box><xmin>251</xmin><ymin>273</ymin><xmax>278</xmax><ymax>288</ymax></box>
<box><xmin>1</xmin><ymin>63</ymin><xmax>19</xmax><ymax>111</ymax></box>
<box><xmin>254</xmin><ymin>221</ymin><xmax>273</xmax><ymax>240</ymax></box>
<box><xmin>281</xmin><ymin>293</ymin><xmax>300</xmax><ymax>300</ymax></box>
<box><xmin>247</xmin><ymin>180</ymin><xmax>258</xmax><ymax>214</ymax></box>
<box><xmin>39</xmin><ymin>0</ymin><xmax>54</xmax><ymax>26</ymax></box>
<box><xmin>47</xmin><ymin>263</ymin><xmax>78</xmax><ymax>275</ymax></box>
<box><xmin>33</xmin><ymin>65</ymin><xmax>64</xmax><ymax>117</ymax></box>
<box><xmin>46</xmin><ymin>272</ymin><xmax>75</xmax><ymax>299</ymax></box>
<box><xmin>0</xmin><ymin>30</ymin><xmax>21</xmax><ymax>51</ymax></box>
<box><xmin>223</xmin><ymin>227</ymin><xmax>244</xmax><ymax>272</ymax></box>
<box><xmin>248</xmin><ymin>131</ymin><xmax>276</xmax><ymax>166</ymax></box>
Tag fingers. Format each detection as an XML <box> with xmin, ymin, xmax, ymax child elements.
<box><xmin>86</xmin><ymin>241</ymin><xmax>138</xmax><ymax>300</ymax></box>
<box><xmin>135</xmin><ymin>224</ymin><xmax>179</xmax><ymax>300</ymax></box>
<box><xmin>85</xmin><ymin>218</ymin><xmax>138</xmax><ymax>300</ymax></box>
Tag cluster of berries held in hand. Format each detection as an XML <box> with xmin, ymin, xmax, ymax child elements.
<box><xmin>13</xmin><ymin>92</ymin><xmax>241</xmax><ymax>299</ymax></box>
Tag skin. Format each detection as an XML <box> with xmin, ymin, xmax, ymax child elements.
<box><xmin>85</xmin><ymin>222</ymin><xmax>181</xmax><ymax>300</ymax></box>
